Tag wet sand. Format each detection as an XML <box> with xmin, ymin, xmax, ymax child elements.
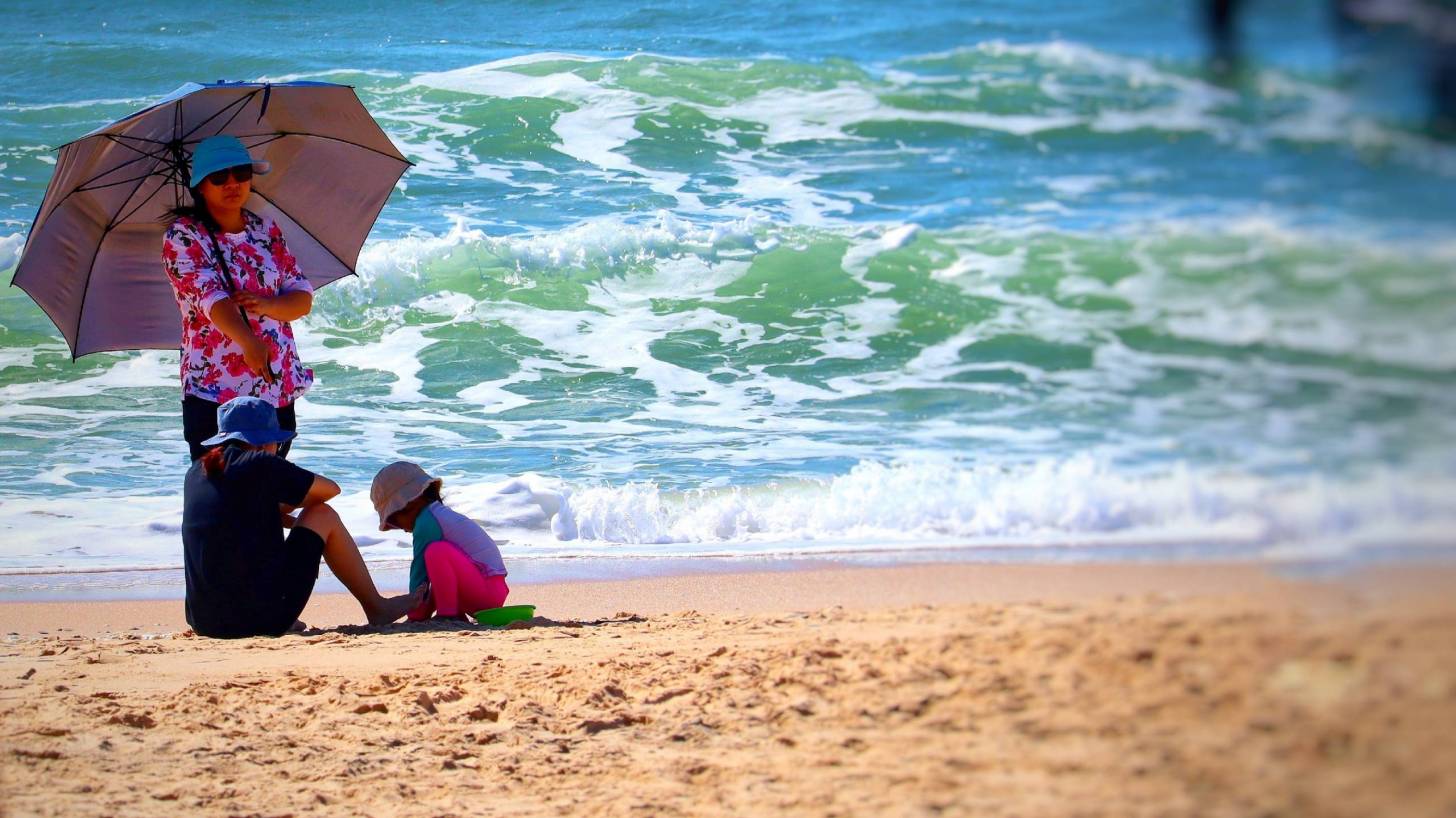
<box><xmin>2</xmin><ymin>561</ymin><xmax>1454</xmax><ymax>817</ymax></box>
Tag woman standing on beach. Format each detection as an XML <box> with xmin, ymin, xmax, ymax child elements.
<box><xmin>162</xmin><ymin>135</ymin><xmax>315</xmax><ymax>461</ymax></box>
<box><xmin>183</xmin><ymin>396</ymin><xmax>418</xmax><ymax>637</ymax></box>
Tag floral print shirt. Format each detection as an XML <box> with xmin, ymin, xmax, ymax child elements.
<box><xmin>161</xmin><ymin>210</ymin><xmax>314</xmax><ymax>407</ymax></box>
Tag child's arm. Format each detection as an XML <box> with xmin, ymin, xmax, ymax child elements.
<box><xmin>408</xmin><ymin>506</ymin><xmax>445</xmax><ymax>594</ymax></box>
<box><xmin>405</xmin><ymin>581</ymin><xmax>434</xmax><ymax>622</ymax></box>
<box><xmin>408</xmin><ymin>544</ymin><xmax>429</xmax><ymax>595</ymax></box>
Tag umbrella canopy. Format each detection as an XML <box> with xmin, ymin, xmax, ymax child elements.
<box><xmin>12</xmin><ymin>81</ymin><xmax>410</xmax><ymax>357</ymax></box>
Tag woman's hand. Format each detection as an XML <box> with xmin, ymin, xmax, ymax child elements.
<box><xmin>231</xmin><ymin>291</ymin><xmax>270</xmax><ymax>317</ymax></box>
<box><xmin>208</xmin><ymin>298</ymin><xmax>277</xmax><ymax>383</ymax></box>
<box><xmin>241</xmin><ymin>336</ymin><xmax>277</xmax><ymax>384</ymax></box>
<box><xmin>234</xmin><ymin>290</ymin><xmax>312</xmax><ymax>322</ymax></box>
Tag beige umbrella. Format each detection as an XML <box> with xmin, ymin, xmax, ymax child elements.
<box><xmin>12</xmin><ymin>80</ymin><xmax>411</xmax><ymax>357</ymax></box>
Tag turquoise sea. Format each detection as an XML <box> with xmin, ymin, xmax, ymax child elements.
<box><xmin>2</xmin><ymin>1</ymin><xmax>1455</xmax><ymax>596</ymax></box>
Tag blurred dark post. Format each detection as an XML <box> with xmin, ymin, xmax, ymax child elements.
<box><xmin>1432</xmin><ymin>42</ymin><xmax>1456</xmax><ymax>136</ymax></box>
<box><xmin>1333</xmin><ymin>0</ymin><xmax>1456</xmax><ymax>137</ymax></box>
<box><xmin>1205</xmin><ymin>0</ymin><xmax>1244</xmax><ymax>77</ymax></box>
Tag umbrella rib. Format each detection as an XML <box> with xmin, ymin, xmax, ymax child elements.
<box><xmin>233</xmin><ymin>130</ymin><xmax>414</xmax><ymax>165</ymax></box>
<box><xmin>113</xmin><ymin>173</ymin><xmax>174</xmax><ymax>227</ymax></box>
<box><xmin>100</xmin><ymin>150</ymin><xmax>169</xmax><ymax>228</ymax></box>
<box><xmin>76</xmin><ymin>166</ymin><xmax>170</xmax><ymax>193</ymax></box>
<box><xmin>62</xmin><ymin>137</ymin><xmax>171</xmax><ymax>193</ymax></box>
<box><xmin>250</xmin><ymin>188</ymin><xmax>357</xmax><ymax>275</ymax></box>
<box><xmin>69</xmin><ymin>95</ymin><xmax>407</xmax><ymax>196</ymax></box>
<box><xmin>25</xmin><ymin>138</ymin><xmax>175</xmax><ymax>256</ymax></box>
<box><xmin>103</xmin><ymin>134</ymin><xmax>172</xmax><ymax>159</ymax></box>
<box><xmin>238</xmin><ymin>133</ymin><xmax>287</xmax><ymax>150</ymax></box>
<box><xmin>14</xmin><ymin>135</ymin><xmax>170</xmax><ymax>260</ymax></box>
<box><xmin>172</xmin><ymin>101</ymin><xmax>185</xmax><ymax>189</ymax></box>
<box><xmin>180</xmin><ymin>89</ymin><xmax>261</xmax><ymax>142</ymax></box>
<box><xmin>69</xmin><ymin>149</ymin><xmax>171</xmax><ymax>357</ymax></box>
<box><xmin>74</xmin><ymin>91</ymin><xmax>260</xmax><ymax>201</ymax></box>
<box><xmin>67</xmin><ymin>224</ymin><xmax>115</xmax><ymax>361</ymax></box>
<box><xmin>105</xmin><ymin>133</ymin><xmax>170</xmax><ymax>146</ymax></box>
<box><xmin>210</xmin><ymin>91</ymin><xmax>256</xmax><ymax>135</ymax></box>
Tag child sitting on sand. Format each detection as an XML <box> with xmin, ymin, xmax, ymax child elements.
<box><xmin>370</xmin><ymin>461</ymin><xmax>509</xmax><ymax>621</ymax></box>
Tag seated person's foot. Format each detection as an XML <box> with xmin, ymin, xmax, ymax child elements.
<box><xmin>287</xmin><ymin>619</ymin><xmax>308</xmax><ymax>633</ymax></box>
<box><xmin>367</xmin><ymin>591</ymin><xmax>422</xmax><ymax>626</ymax></box>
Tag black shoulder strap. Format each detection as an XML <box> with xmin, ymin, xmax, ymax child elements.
<box><xmin>198</xmin><ymin>218</ymin><xmax>280</xmax><ymax>383</ymax></box>
<box><xmin>201</xmin><ymin>220</ymin><xmax>240</xmax><ymax>295</ymax></box>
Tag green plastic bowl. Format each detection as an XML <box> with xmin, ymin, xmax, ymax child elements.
<box><xmin>472</xmin><ymin>604</ymin><xmax>536</xmax><ymax>626</ymax></box>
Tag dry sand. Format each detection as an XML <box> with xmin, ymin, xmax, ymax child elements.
<box><xmin>2</xmin><ymin>561</ymin><xmax>1454</xmax><ymax>817</ymax></box>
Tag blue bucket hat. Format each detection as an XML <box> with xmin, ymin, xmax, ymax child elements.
<box><xmin>201</xmin><ymin>396</ymin><xmax>296</xmax><ymax>447</ymax></box>
<box><xmin>189</xmin><ymin>135</ymin><xmax>271</xmax><ymax>187</ymax></box>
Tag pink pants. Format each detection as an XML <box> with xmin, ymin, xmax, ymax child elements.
<box><xmin>407</xmin><ymin>540</ymin><xmax>509</xmax><ymax>621</ymax></box>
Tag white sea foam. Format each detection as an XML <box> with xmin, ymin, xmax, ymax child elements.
<box><xmin>454</xmin><ymin>361</ymin><xmax>541</xmax><ymax>414</ymax></box>
<box><xmin>354</xmin><ymin>458</ymin><xmax>1456</xmax><ymax>559</ymax></box>
<box><xmin>406</xmin><ymin>40</ymin><xmax>1264</xmax><ymax>226</ymax></box>
<box><xmin>413</xmin><ymin>53</ymin><xmax>606</xmax><ymax>98</ymax></box>
<box><xmin>0</xmin><ymin>96</ymin><xmax>149</xmax><ymax>113</ymax></box>
<box><xmin>0</xmin><ymin>493</ymin><xmax>185</xmax><ymax>573</ymax></box>
<box><xmin>254</xmin><ymin>68</ymin><xmax>404</xmax><ymax>83</ymax></box>
<box><xmin>303</xmin><ymin>324</ymin><xmax>433</xmax><ymax>402</ymax></box>
<box><xmin>0</xmin><ymin>232</ymin><xmax>23</xmax><ymax>271</ymax></box>
<box><xmin>403</xmin><ymin>46</ymin><xmax>1163</xmax><ymax>224</ymax></box>
<box><xmin>1042</xmin><ymin>175</ymin><xmax>1116</xmax><ymax>199</ymax></box>
<box><xmin>539</xmin><ymin>458</ymin><xmax>1456</xmax><ymax>557</ymax></box>
<box><xmin>412</xmin><ymin>58</ymin><xmax>714</xmax><ymax>210</ymax></box>
<box><xmin>0</xmin><ymin>351</ymin><xmax>173</xmax><ymax>402</ymax></box>
<box><xmin>841</xmin><ymin>223</ymin><xmax>920</xmax><ymax>274</ymax></box>
<box><xmin>815</xmin><ymin>295</ymin><xmax>902</xmax><ymax>362</ymax></box>
<box><xmin>932</xmin><ymin>244</ymin><xmax>1026</xmax><ymax>282</ymax></box>
<box><xmin>305</xmin><ymin>212</ymin><xmax>1456</xmax><ymax>443</ymax></box>
<box><xmin>479</xmin><ymin>210</ymin><xmax>758</xmax><ymax>269</ymax></box>
<box><xmin>2</xmin><ymin>452</ymin><xmax>1453</xmax><ymax>574</ymax></box>
<box><xmin>317</xmin><ymin>218</ymin><xmax>489</xmax><ymax>310</ymax></box>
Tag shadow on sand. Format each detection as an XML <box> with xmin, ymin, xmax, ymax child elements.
<box><xmin>316</xmin><ymin>612</ymin><xmax>647</xmax><ymax>637</ymax></box>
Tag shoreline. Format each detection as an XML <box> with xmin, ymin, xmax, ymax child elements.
<box><xmin>4</xmin><ymin>541</ymin><xmax>1451</xmax><ymax>605</ymax></box>
<box><xmin>2</xmin><ymin>558</ymin><xmax>1450</xmax><ymax>639</ymax></box>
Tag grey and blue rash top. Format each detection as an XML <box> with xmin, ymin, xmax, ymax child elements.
<box><xmin>409</xmin><ymin>501</ymin><xmax>506</xmax><ymax>592</ymax></box>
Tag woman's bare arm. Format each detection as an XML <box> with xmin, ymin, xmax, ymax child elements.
<box><xmin>206</xmin><ymin>298</ymin><xmax>275</xmax><ymax>383</ymax></box>
<box><xmin>234</xmin><ymin>290</ymin><xmax>312</xmax><ymax>322</ymax></box>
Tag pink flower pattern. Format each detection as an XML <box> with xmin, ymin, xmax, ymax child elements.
<box><xmin>162</xmin><ymin>211</ymin><xmax>314</xmax><ymax>407</ymax></box>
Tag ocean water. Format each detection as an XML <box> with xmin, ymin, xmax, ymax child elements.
<box><xmin>2</xmin><ymin>1</ymin><xmax>1455</xmax><ymax>593</ymax></box>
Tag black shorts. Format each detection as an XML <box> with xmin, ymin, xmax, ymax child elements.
<box><xmin>190</xmin><ymin>526</ymin><xmax>325</xmax><ymax>639</ymax></box>
<box><xmin>253</xmin><ymin>525</ymin><xmax>327</xmax><ymax>637</ymax></box>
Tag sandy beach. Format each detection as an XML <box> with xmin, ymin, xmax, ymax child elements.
<box><xmin>2</xmin><ymin>561</ymin><xmax>1453</xmax><ymax>817</ymax></box>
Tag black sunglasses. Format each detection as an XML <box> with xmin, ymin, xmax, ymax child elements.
<box><xmin>204</xmin><ymin>165</ymin><xmax>254</xmax><ymax>186</ymax></box>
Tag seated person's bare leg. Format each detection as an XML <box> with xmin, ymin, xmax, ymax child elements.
<box><xmin>296</xmin><ymin>504</ymin><xmax>419</xmax><ymax>625</ymax></box>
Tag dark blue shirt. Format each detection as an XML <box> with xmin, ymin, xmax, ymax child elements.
<box><xmin>182</xmin><ymin>447</ymin><xmax>316</xmax><ymax>637</ymax></box>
